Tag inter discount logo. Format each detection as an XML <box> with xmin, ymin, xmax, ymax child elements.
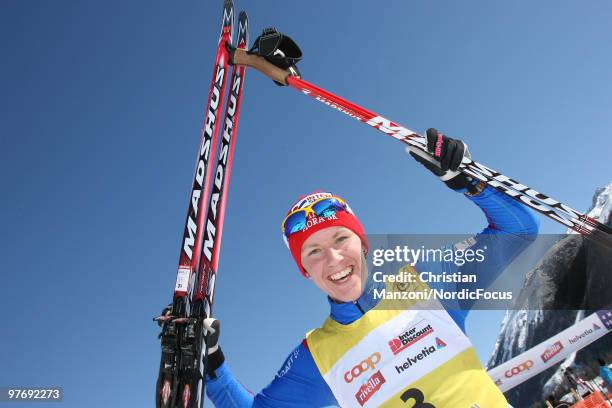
<box><xmin>505</xmin><ymin>360</ymin><xmax>534</xmax><ymax>378</ymax></box>
<box><xmin>388</xmin><ymin>320</ymin><xmax>434</xmax><ymax>356</ymax></box>
<box><xmin>344</xmin><ymin>352</ymin><xmax>381</xmax><ymax>383</ymax></box>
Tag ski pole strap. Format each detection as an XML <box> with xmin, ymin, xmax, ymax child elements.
<box><xmin>249</xmin><ymin>27</ymin><xmax>302</xmax><ymax>66</ymax></box>
<box><xmin>248</xmin><ymin>27</ymin><xmax>302</xmax><ymax>86</ymax></box>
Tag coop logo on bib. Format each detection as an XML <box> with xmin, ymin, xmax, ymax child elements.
<box><xmin>388</xmin><ymin>319</ymin><xmax>434</xmax><ymax>355</ymax></box>
<box><xmin>344</xmin><ymin>352</ymin><xmax>381</xmax><ymax>383</ymax></box>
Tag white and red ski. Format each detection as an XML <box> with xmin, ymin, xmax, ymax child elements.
<box><xmin>155</xmin><ymin>2</ymin><xmax>248</xmax><ymax>407</ymax></box>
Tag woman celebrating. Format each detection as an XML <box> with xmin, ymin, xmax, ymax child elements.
<box><xmin>203</xmin><ymin>130</ymin><xmax>539</xmax><ymax>407</ymax></box>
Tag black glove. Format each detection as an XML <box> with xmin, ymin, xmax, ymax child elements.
<box><xmin>155</xmin><ymin>303</ymin><xmax>173</xmax><ymax>327</ymax></box>
<box><xmin>246</xmin><ymin>27</ymin><xmax>302</xmax><ymax>86</ymax></box>
<box><xmin>203</xmin><ymin>317</ymin><xmax>224</xmax><ymax>378</ymax></box>
<box><xmin>408</xmin><ymin>128</ymin><xmax>484</xmax><ymax>195</ymax></box>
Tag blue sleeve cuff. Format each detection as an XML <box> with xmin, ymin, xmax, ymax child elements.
<box><xmin>206</xmin><ymin>362</ymin><xmax>255</xmax><ymax>407</ymax></box>
<box><xmin>465</xmin><ymin>186</ymin><xmax>540</xmax><ymax>235</ymax></box>
<box><xmin>206</xmin><ymin>361</ymin><xmax>231</xmax><ymax>384</ymax></box>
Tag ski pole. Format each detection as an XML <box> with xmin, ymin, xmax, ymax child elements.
<box><xmin>230</xmin><ymin>49</ymin><xmax>612</xmax><ymax>249</ymax></box>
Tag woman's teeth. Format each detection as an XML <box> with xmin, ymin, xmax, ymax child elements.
<box><xmin>329</xmin><ymin>267</ymin><xmax>353</xmax><ymax>282</ymax></box>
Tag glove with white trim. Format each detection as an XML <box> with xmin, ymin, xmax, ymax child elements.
<box><xmin>408</xmin><ymin>128</ymin><xmax>484</xmax><ymax>195</ymax></box>
<box><xmin>203</xmin><ymin>317</ymin><xmax>224</xmax><ymax>378</ymax></box>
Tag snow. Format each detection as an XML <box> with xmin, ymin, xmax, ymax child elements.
<box><xmin>568</xmin><ymin>182</ymin><xmax>612</xmax><ymax>234</ymax></box>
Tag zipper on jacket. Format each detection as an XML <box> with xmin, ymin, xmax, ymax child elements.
<box><xmin>353</xmin><ymin>300</ymin><xmax>366</xmax><ymax>315</ymax></box>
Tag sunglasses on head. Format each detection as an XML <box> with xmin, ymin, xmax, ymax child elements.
<box><xmin>282</xmin><ymin>197</ymin><xmax>350</xmax><ymax>238</ymax></box>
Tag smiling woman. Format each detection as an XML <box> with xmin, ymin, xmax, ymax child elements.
<box><xmin>202</xmin><ymin>130</ymin><xmax>539</xmax><ymax>407</ymax></box>
<box><xmin>282</xmin><ymin>191</ymin><xmax>369</xmax><ymax>303</ymax></box>
<box><xmin>300</xmin><ymin>226</ymin><xmax>365</xmax><ymax>303</ymax></box>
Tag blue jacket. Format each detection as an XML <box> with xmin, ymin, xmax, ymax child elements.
<box><xmin>601</xmin><ymin>365</ymin><xmax>612</xmax><ymax>386</ymax></box>
<box><xmin>206</xmin><ymin>187</ymin><xmax>539</xmax><ymax>407</ymax></box>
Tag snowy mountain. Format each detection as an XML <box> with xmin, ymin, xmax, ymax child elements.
<box><xmin>486</xmin><ymin>182</ymin><xmax>612</xmax><ymax>408</ymax></box>
<box><xmin>567</xmin><ymin>183</ymin><xmax>612</xmax><ymax>234</ymax></box>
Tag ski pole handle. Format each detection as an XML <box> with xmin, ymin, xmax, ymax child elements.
<box><xmin>231</xmin><ymin>48</ymin><xmax>294</xmax><ymax>85</ymax></box>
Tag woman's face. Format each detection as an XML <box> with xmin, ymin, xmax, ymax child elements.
<box><xmin>300</xmin><ymin>226</ymin><xmax>364</xmax><ymax>303</ymax></box>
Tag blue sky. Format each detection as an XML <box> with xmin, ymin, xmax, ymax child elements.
<box><xmin>1</xmin><ymin>1</ymin><xmax>611</xmax><ymax>406</ymax></box>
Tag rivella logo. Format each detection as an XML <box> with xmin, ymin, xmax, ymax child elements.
<box><xmin>344</xmin><ymin>352</ymin><xmax>381</xmax><ymax>383</ymax></box>
<box><xmin>505</xmin><ymin>360</ymin><xmax>534</xmax><ymax>378</ymax></box>
<box><xmin>355</xmin><ymin>371</ymin><xmax>386</xmax><ymax>406</ymax></box>
<box><xmin>540</xmin><ymin>341</ymin><xmax>564</xmax><ymax>363</ymax></box>
<box><xmin>388</xmin><ymin>319</ymin><xmax>434</xmax><ymax>355</ymax></box>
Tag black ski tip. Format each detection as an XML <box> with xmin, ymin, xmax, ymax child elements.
<box><xmin>237</xmin><ymin>11</ymin><xmax>249</xmax><ymax>47</ymax></box>
<box><xmin>222</xmin><ymin>0</ymin><xmax>234</xmax><ymax>29</ymax></box>
<box><xmin>238</xmin><ymin>10</ymin><xmax>248</xmax><ymax>26</ymax></box>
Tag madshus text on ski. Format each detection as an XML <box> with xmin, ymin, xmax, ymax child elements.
<box><xmin>154</xmin><ymin>2</ymin><xmax>249</xmax><ymax>407</ymax></box>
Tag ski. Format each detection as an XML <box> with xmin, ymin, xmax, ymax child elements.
<box><xmin>155</xmin><ymin>1</ymin><xmax>234</xmax><ymax>407</ymax></box>
<box><xmin>189</xmin><ymin>10</ymin><xmax>248</xmax><ymax>408</ymax></box>
<box><xmin>231</xmin><ymin>49</ymin><xmax>612</xmax><ymax>249</ymax></box>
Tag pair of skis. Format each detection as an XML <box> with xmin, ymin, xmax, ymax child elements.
<box><xmin>231</xmin><ymin>50</ymin><xmax>612</xmax><ymax>249</ymax></box>
<box><xmin>154</xmin><ymin>2</ymin><xmax>248</xmax><ymax>407</ymax></box>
